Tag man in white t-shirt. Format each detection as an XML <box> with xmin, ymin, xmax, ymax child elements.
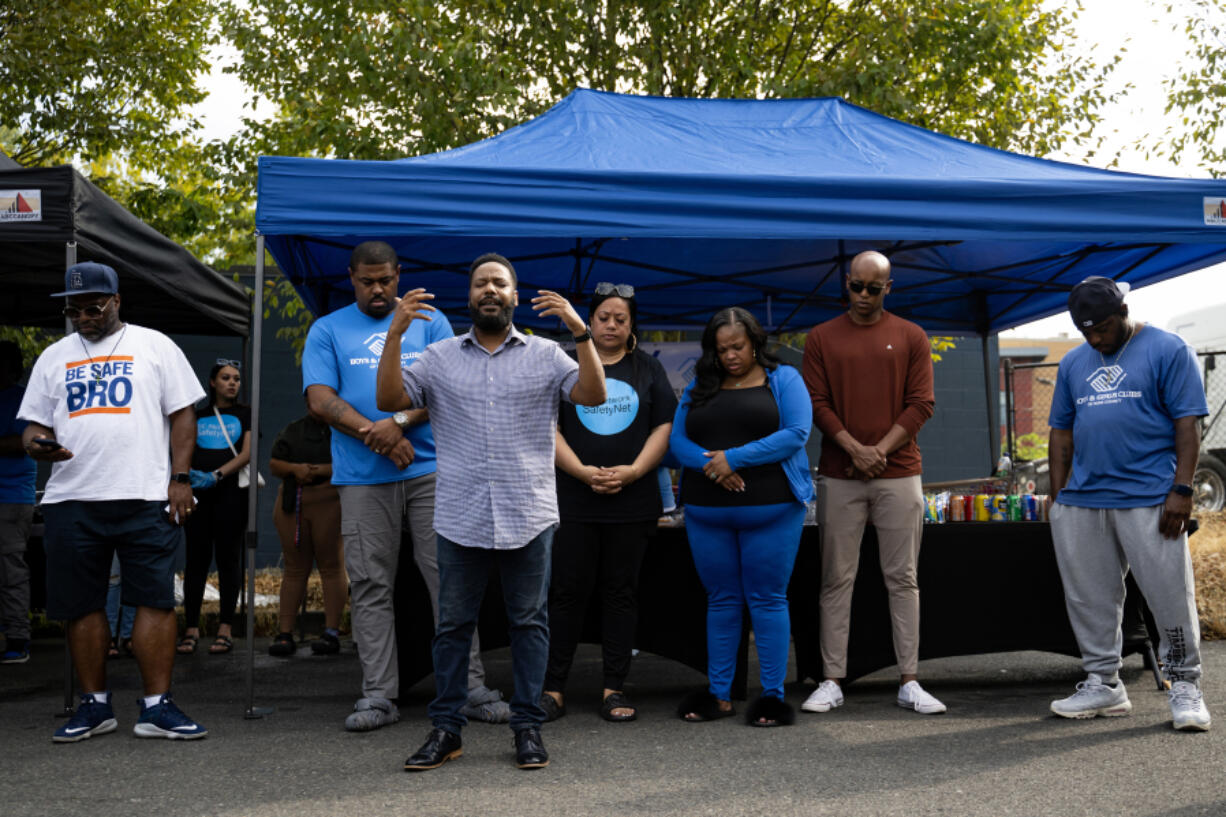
<box><xmin>19</xmin><ymin>262</ymin><xmax>209</xmax><ymax>743</ymax></box>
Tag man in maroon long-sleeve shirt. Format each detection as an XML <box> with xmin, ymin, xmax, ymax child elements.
<box><xmin>799</xmin><ymin>250</ymin><xmax>945</xmax><ymax>715</ymax></box>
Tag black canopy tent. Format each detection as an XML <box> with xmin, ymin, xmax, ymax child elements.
<box><xmin>1</xmin><ymin>153</ymin><xmax>256</xmax><ymax>713</ymax></box>
<box><xmin>0</xmin><ymin>164</ymin><xmax>249</xmax><ymax>336</ymax></box>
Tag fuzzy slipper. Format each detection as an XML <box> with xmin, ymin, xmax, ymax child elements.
<box><xmin>676</xmin><ymin>689</ymin><xmax>736</xmax><ymax>722</ymax></box>
<box><xmin>746</xmin><ymin>695</ymin><xmax>795</xmax><ymax>727</ymax></box>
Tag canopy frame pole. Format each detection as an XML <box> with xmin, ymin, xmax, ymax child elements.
<box><xmin>60</xmin><ymin>240</ymin><xmax>77</xmax><ymax>716</ymax></box>
<box><xmin>245</xmin><ymin>233</ymin><xmax>273</xmax><ymax>719</ymax></box>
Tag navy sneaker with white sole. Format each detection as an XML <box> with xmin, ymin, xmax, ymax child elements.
<box><xmin>133</xmin><ymin>693</ymin><xmax>208</xmax><ymax>740</ymax></box>
<box><xmin>53</xmin><ymin>694</ymin><xmax>118</xmax><ymax>743</ymax></box>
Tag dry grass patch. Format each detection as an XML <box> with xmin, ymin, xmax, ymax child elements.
<box><xmin>1193</xmin><ymin>510</ymin><xmax>1226</xmax><ymax>639</ymax></box>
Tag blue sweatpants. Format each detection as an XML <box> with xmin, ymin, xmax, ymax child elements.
<box><xmin>684</xmin><ymin>502</ymin><xmax>805</xmax><ymax>701</ymax></box>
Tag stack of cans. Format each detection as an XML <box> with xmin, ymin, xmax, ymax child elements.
<box><xmin>940</xmin><ymin>493</ymin><xmax>1049</xmax><ymax>522</ymax></box>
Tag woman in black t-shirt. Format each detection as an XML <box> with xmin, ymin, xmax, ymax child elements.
<box><xmin>178</xmin><ymin>361</ymin><xmax>251</xmax><ymax>655</ymax></box>
<box><xmin>542</xmin><ymin>283</ymin><xmax>677</xmax><ymax>723</ymax></box>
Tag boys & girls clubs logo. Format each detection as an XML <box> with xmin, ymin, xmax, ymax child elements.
<box><xmin>0</xmin><ymin>189</ymin><xmax>41</xmax><ymax>222</ymax></box>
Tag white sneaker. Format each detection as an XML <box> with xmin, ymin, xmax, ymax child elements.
<box><xmin>897</xmin><ymin>680</ymin><xmax>946</xmax><ymax>714</ymax></box>
<box><xmin>1169</xmin><ymin>681</ymin><xmax>1211</xmax><ymax>732</ymax></box>
<box><xmin>344</xmin><ymin>697</ymin><xmax>400</xmax><ymax>731</ymax></box>
<box><xmin>1050</xmin><ymin>674</ymin><xmax>1131</xmax><ymax>719</ymax></box>
<box><xmin>801</xmin><ymin>680</ymin><xmax>844</xmax><ymax>713</ymax></box>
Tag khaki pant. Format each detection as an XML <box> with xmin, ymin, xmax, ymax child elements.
<box><xmin>818</xmin><ymin>475</ymin><xmax>923</xmax><ymax>678</ymax></box>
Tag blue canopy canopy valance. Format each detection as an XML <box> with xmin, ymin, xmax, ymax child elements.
<box><xmin>255</xmin><ymin>89</ymin><xmax>1226</xmax><ymax>335</ymax></box>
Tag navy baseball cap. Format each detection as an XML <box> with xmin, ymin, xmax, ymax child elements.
<box><xmin>1068</xmin><ymin>276</ymin><xmax>1130</xmax><ymax>329</ymax></box>
<box><xmin>51</xmin><ymin>262</ymin><xmax>119</xmax><ymax>297</ymax></box>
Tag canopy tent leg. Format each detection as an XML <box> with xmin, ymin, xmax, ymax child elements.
<box><xmin>981</xmin><ymin>332</ymin><xmax>999</xmax><ymax>473</ymax></box>
<box><xmin>60</xmin><ymin>240</ymin><xmax>76</xmax><ymax>716</ymax></box>
<box><xmin>245</xmin><ymin>234</ymin><xmax>273</xmax><ymax>719</ymax></box>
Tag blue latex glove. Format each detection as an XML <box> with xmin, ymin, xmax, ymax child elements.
<box><xmin>189</xmin><ymin>469</ymin><xmax>217</xmax><ymax>490</ymax></box>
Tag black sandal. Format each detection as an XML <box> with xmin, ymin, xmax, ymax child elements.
<box><xmin>175</xmin><ymin>634</ymin><xmax>198</xmax><ymax>655</ymax></box>
<box><xmin>208</xmin><ymin>634</ymin><xmax>233</xmax><ymax>654</ymax></box>
<box><xmin>676</xmin><ymin>689</ymin><xmax>736</xmax><ymax>722</ymax></box>
<box><xmin>107</xmin><ymin>638</ymin><xmax>121</xmax><ymax>660</ymax></box>
<box><xmin>268</xmin><ymin>632</ymin><xmax>296</xmax><ymax>657</ymax></box>
<box><xmin>746</xmin><ymin>695</ymin><xmax>795</xmax><ymax>727</ymax></box>
<box><xmin>600</xmin><ymin>692</ymin><xmax>637</xmax><ymax>723</ymax></box>
<box><xmin>539</xmin><ymin>693</ymin><xmax>566</xmax><ymax>722</ymax></box>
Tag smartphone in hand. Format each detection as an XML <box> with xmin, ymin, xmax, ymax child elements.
<box><xmin>31</xmin><ymin>437</ymin><xmax>63</xmax><ymax>451</ymax></box>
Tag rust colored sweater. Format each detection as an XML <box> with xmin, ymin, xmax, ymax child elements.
<box><xmin>802</xmin><ymin>311</ymin><xmax>934</xmax><ymax>479</ymax></box>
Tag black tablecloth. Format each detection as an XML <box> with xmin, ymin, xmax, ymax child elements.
<box><xmin>396</xmin><ymin>522</ymin><xmax>1154</xmax><ymax>696</ymax></box>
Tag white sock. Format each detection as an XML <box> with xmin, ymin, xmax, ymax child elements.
<box><xmin>86</xmin><ymin>691</ymin><xmax>108</xmax><ymax>703</ymax></box>
<box><xmin>143</xmin><ymin>694</ymin><xmax>165</xmax><ymax>708</ymax></box>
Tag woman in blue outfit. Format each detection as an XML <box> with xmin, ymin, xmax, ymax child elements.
<box><xmin>671</xmin><ymin>307</ymin><xmax>813</xmax><ymax>727</ymax></box>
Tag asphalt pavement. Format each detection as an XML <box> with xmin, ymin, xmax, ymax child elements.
<box><xmin>1</xmin><ymin>635</ymin><xmax>1224</xmax><ymax>817</ymax></box>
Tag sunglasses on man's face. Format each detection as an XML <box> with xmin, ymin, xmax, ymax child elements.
<box><xmin>847</xmin><ymin>280</ymin><xmax>887</xmax><ymax>296</ymax></box>
<box><xmin>594</xmin><ymin>282</ymin><xmax>635</xmax><ymax>298</ymax></box>
<box><xmin>62</xmin><ymin>298</ymin><xmax>114</xmax><ymax>320</ymax></box>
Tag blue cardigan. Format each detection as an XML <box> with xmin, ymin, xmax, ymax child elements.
<box><xmin>669</xmin><ymin>364</ymin><xmax>814</xmax><ymax>505</ymax></box>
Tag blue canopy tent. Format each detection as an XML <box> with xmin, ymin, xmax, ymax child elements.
<box><xmin>255</xmin><ymin>88</ymin><xmax>1226</xmax><ymax>336</ymax></box>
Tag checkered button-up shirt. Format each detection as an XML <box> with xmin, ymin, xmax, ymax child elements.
<box><xmin>401</xmin><ymin>325</ymin><xmax>580</xmax><ymax>549</ymax></box>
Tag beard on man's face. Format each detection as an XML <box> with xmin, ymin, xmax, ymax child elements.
<box><xmin>469</xmin><ymin>298</ymin><xmax>514</xmax><ymax>332</ymax></box>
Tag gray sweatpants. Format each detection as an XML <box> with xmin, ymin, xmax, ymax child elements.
<box><xmin>0</xmin><ymin>503</ymin><xmax>32</xmax><ymax>642</ymax></box>
<box><xmin>339</xmin><ymin>476</ymin><xmax>485</xmax><ymax>700</ymax></box>
<box><xmin>1050</xmin><ymin>502</ymin><xmax>1202</xmax><ymax>685</ymax></box>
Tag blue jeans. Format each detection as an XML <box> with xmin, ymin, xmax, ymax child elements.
<box><xmin>104</xmin><ymin>581</ymin><xmax>135</xmax><ymax>640</ymax></box>
<box><xmin>684</xmin><ymin>502</ymin><xmax>804</xmax><ymax>700</ymax></box>
<box><xmin>428</xmin><ymin>527</ymin><xmax>554</xmax><ymax>733</ymax></box>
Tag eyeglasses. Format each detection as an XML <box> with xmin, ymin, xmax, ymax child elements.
<box><xmin>847</xmin><ymin>280</ymin><xmax>887</xmax><ymax>296</ymax></box>
<box><xmin>216</xmin><ymin>358</ymin><xmax>241</xmax><ymax>368</ymax></box>
<box><xmin>594</xmin><ymin>282</ymin><xmax>635</xmax><ymax>298</ymax></box>
<box><xmin>62</xmin><ymin>298</ymin><xmax>114</xmax><ymax>320</ymax></box>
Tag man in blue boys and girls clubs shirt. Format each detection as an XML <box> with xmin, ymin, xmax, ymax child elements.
<box><xmin>302</xmin><ymin>241</ymin><xmax>504</xmax><ymax>732</ymax></box>
<box><xmin>1047</xmin><ymin>276</ymin><xmax>1210</xmax><ymax>731</ymax></box>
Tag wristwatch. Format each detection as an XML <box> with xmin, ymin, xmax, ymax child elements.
<box><xmin>171</xmin><ymin>472</ymin><xmax>191</xmax><ymax>484</ymax></box>
<box><xmin>392</xmin><ymin>411</ymin><xmax>411</xmax><ymax>429</ymax></box>
<box><xmin>572</xmin><ymin>327</ymin><xmax>592</xmax><ymax>344</ymax></box>
<box><xmin>1172</xmin><ymin>483</ymin><xmax>1194</xmax><ymax>497</ymax></box>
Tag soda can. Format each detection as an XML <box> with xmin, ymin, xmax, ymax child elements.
<box><xmin>1039</xmin><ymin>495</ymin><xmax>1050</xmax><ymax>521</ymax></box>
<box><xmin>975</xmin><ymin>494</ymin><xmax>991</xmax><ymax>521</ymax></box>
<box><xmin>1007</xmin><ymin>494</ymin><xmax>1022</xmax><ymax>522</ymax></box>
<box><xmin>950</xmin><ymin>495</ymin><xmax>965</xmax><ymax>521</ymax></box>
<box><xmin>991</xmin><ymin>495</ymin><xmax>1009</xmax><ymax>521</ymax></box>
<box><xmin>1022</xmin><ymin>494</ymin><xmax>1038</xmax><ymax>521</ymax></box>
<box><xmin>963</xmin><ymin>494</ymin><xmax>975</xmax><ymax>522</ymax></box>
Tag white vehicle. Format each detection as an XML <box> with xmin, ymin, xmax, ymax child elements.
<box><xmin>1168</xmin><ymin>305</ymin><xmax>1226</xmax><ymax>512</ymax></box>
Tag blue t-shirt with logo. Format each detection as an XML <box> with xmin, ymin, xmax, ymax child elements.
<box><xmin>302</xmin><ymin>304</ymin><xmax>454</xmax><ymax>485</ymax></box>
<box><xmin>1048</xmin><ymin>325</ymin><xmax>1207</xmax><ymax>508</ymax></box>
<box><xmin>0</xmin><ymin>384</ymin><xmax>36</xmax><ymax>504</ymax></box>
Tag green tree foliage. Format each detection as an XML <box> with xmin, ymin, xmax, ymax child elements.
<box><xmin>0</xmin><ymin>0</ymin><xmax>215</xmax><ymax>169</ymax></box>
<box><xmin>1161</xmin><ymin>0</ymin><xmax>1226</xmax><ymax>174</ymax></box>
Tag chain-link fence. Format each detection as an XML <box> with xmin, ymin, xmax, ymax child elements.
<box><xmin>1001</xmin><ymin>351</ymin><xmax>1226</xmax><ymax>511</ymax></box>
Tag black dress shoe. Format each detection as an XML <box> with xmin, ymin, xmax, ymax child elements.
<box><xmin>404</xmin><ymin>728</ymin><xmax>463</xmax><ymax>771</ymax></box>
<box><xmin>513</xmin><ymin>727</ymin><xmax>549</xmax><ymax>769</ymax></box>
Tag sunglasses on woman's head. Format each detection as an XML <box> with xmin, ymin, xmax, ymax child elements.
<box><xmin>594</xmin><ymin>282</ymin><xmax>635</xmax><ymax>298</ymax></box>
<box><xmin>847</xmin><ymin>280</ymin><xmax>886</xmax><ymax>296</ymax></box>
<box><xmin>216</xmin><ymin>358</ymin><xmax>241</xmax><ymax>368</ymax></box>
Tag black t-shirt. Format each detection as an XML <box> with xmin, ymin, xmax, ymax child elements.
<box><xmin>556</xmin><ymin>350</ymin><xmax>678</xmax><ymax>523</ymax></box>
<box><xmin>680</xmin><ymin>385</ymin><xmax>792</xmax><ymax>507</ymax></box>
<box><xmin>271</xmin><ymin>415</ymin><xmax>333</xmax><ymax>468</ymax></box>
<box><xmin>192</xmin><ymin>403</ymin><xmax>252</xmax><ymax>474</ymax></box>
